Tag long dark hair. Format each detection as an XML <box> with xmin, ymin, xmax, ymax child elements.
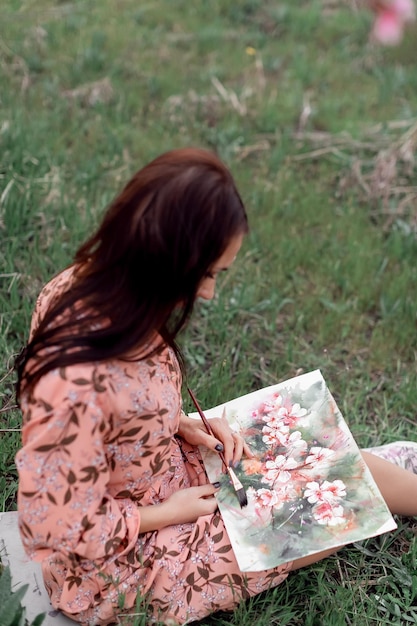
<box><xmin>16</xmin><ymin>148</ymin><xmax>248</xmax><ymax>400</ymax></box>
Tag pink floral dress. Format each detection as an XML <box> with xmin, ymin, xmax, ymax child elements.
<box><xmin>16</xmin><ymin>269</ymin><xmax>292</xmax><ymax>625</ymax></box>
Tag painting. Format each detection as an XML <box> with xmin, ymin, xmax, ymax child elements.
<box><xmin>195</xmin><ymin>370</ymin><xmax>396</xmax><ymax>571</ymax></box>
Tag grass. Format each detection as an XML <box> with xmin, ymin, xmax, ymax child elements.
<box><xmin>1</xmin><ymin>0</ymin><xmax>417</xmax><ymax>624</ymax></box>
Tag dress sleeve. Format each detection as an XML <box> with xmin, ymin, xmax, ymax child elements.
<box><xmin>16</xmin><ymin>365</ymin><xmax>141</xmax><ymax>563</ymax></box>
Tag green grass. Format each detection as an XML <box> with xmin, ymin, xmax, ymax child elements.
<box><xmin>1</xmin><ymin>0</ymin><xmax>417</xmax><ymax>624</ymax></box>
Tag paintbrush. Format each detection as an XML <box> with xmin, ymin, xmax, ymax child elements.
<box><xmin>187</xmin><ymin>387</ymin><xmax>248</xmax><ymax>508</ymax></box>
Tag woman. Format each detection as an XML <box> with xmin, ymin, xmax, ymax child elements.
<box><xmin>15</xmin><ymin>148</ymin><xmax>417</xmax><ymax>625</ymax></box>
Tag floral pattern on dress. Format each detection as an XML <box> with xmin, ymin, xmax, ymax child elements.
<box><xmin>16</xmin><ymin>269</ymin><xmax>292</xmax><ymax>625</ymax></box>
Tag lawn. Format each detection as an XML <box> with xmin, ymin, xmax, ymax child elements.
<box><xmin>1</xmin><ymin>1</ymin><xmax>417</xmax><ymax>624</ymax></box>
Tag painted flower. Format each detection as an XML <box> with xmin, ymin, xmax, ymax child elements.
<box><xmin>275</xmin><ymin>481</ymin><xmax>300</xmax><ymax>504</ymax></box>
<box><xmin>261</xmin><ymin>423</ymin><xmax>290</xmax><ymax>446</ymax></box>
<box><xmin>311</xmin><ymin>501</ymin><xmax>346</xmax><ymax>527</ymax></box>
<box><xmin>263</xmin><ymin>454</ymin><xmax>298</xmax><ymax>485</ymax></box>
<box><xmin>278</xmin><ymin>401</ymin><xmax>308</xmax><ymax>426</ymax></box>
<box><xmin>305</xmin><ymin>446</ymin><xmax>335</xmax><ymax>466</ymax></box>
<box><xmin>258</xmin><ymin>394</ymin><xmax>308</xmax><ymax>428</ymax></box>
<box><xmin>286</xmin><ymin>431</ymin><xmax>308</xmax><ymax>456</ymax></box>
<box><xmin>304</xmin><ymin>479</ymin><xmax>347</xmax><ymax>504</ymax></box>
<box><xmin>253</xmin><ymin>488</ymin><xmax>281</xmax><ymax>509</ymax></box>
<box><xmin>241</xmin><ymin>458</ymin><xmax>264</xmax><ymax>475</ymax></box>
<box><xmin>258</xmin><ymin>397</ymin><xmax>281</xmax><ymax>417</ymax></box>
<box><xmin>252</xmin><ymin>483</ymin><xmax>298</xmax><ymax>513</ymax></box>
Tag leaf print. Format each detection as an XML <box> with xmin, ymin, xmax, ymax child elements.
<box><xmin>213</xmin><ymin>514</ymin><xmax>221</xmax><ymax>528</ymax></box>
<box><xmin>153</xmin><ymin>546</ymin><xmax>166</xmax><ymax>560</ymax></box>
<box><xmin>64</xmin><ymin>488</ymin><xmax>72</xmax><ymax>504</ymax></box>
<box><xmin>231</xmin><ymin>573</ymin><xmax>243</xmax><ymax>584</ymax></box>
<box><xmin>47</xmin><ymin>492</ymin><xmax>57</xmax><ymax>505</ymax></box>
<box><xmin>197</xmin><ymin>566</ymin><xmax>209</xmax><ymax>580</ymax></box>
<box><xmin>132</xmin><ymin>453</ymin><xmax>152</xmax><ymax>463</ymax></box>
<box><xmin>39</xmin><ymin>399</ymin><xmax>53</xmax><ymax>412</ymax></box>
<box><xmin>140</xmin><ymin>413</ymin><xmax>159</xmax><ymax>420</ymax></box>
<box><xmin>19</xmin><ymin>520</ymin><xmax>33</xmax><ymax>538</ymax></box>
<box><xmin>105</xmin><ymin>537</ymin><xmax>123</xmax><ymax>555</ymax></box>
<box><xmin>61</xmin><ymin>434</ymin><xmax>78</xmax><ymax>446</ymax></box>
<box><xmin>215</xmin><ymin>545</ymin><xmax>233</xmax><ymax>554</ymax></box>
<box><xmin>67</xmin><ymin>470</ymin><xmax>76</xmax><ymax>484</ymax></box>
<box><xmin>92</xmin><ymin>370</ymin><xmax>107</xmax><ymax>392</ymax></box>
<box><xmin>67</xmin><ymin>575</ymin><xmax>82</xmax><ymax>590</ymax></box>
<box><xmin>96</xmin><ymin>503</ymin><xmax>108</xmax><ymax>515</ymax></box>
<box><xmin>81</xmin><ymin>516</ymin><xmax>95</xmax><ymax>532</ymax></box>
<box><xmin>121</xmin><ymin>427</ymin><xmax>143</xmax><ymax>438</ymax></box>
<box><xmin>210</xmin><ymin>575</ymin><xmax>229</xmax><ymax>584</ymax></box>
<box><xmin>34</xmin><ymin>443</ymin><xmax>57</xmax><ymax>452</ymax></box>
<box><xmin>241</xmin><ymin>587</ymin><xmax>250</xmax><ymax>600</ymax></box>
<box><xmin>141</xmin><ymin>432</ymin><xmax>151</xmax><ymax>444</ymax></box>
<box><xmin>72</xmin><ymin>378</ymin><xmax>91</xmax><ymax>385</ymax></box>
<box><xmin>80</xmin><ymin>465</ymin><xmax>102</xmax><ymax>485</ymax></box>
<box><xmin>115</xmin><ymin>490</ymin><xmax>133</xmax><ymax>499</ymax></box>
<box><xmin>69</xmin><ymin>411</ymin><xmax>79</xmax><ymax>426</ymax></box>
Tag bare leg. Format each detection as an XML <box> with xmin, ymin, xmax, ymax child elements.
<box><xmin>290</xmin><ymin>547</ymin><xmax>340</xmax><ymax>571</ymax></box>
<box><xmin>361</xmin><ymin>450</ymin><xmax>417</xmax><ymax>516</ymax></box>
<box><xmin>289</xmin><ymin>449</ymin><xmax>417</xmax><ymax>571</ymax></box>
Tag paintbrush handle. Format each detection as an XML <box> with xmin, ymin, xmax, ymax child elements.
<box><xmin>187</xmin><ymin>387</ymin><xmax>248</xmax><ymax>509</ymax></box>
<box><xmin>187</xmin><ymin>387</ymin><xmax>227</xmax><ymax>467</ymax></box>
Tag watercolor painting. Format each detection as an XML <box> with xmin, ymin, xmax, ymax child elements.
<box><xmin>194</xmin><ymin>370</ymin><xmax>397</xmax><ymax>572</ymax></box>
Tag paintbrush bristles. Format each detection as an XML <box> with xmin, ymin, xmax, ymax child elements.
<box><xmin>187</xmin><ymin>387</ymin><xmax>248</xmax><ymax>509</ymax></box>
<box><xmin>227</xmin><ymin>467</ymin><xmax>248</xmax><ymax>508</ymax></box>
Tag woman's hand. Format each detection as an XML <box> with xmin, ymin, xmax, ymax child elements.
<box><xmin>178</xmin><ymin>412</ymin><xmax>254</xmax><ymax>467</ymax></box>
<box><xmin>139</xmin><ymin>484</ymin><xmax>219</xmax><ymax>532</ymax></box>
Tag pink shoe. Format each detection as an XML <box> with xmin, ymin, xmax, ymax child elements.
<box><xmin>364</xmin><ymin>441</ymin><xmax>417</xmax><ymax>474</ymax></box>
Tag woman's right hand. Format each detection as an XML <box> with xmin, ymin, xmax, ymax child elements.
<box><xmin>139</xmin><ymin>484</ymin><xmax>219</xmax><ymax>533</ymax></box>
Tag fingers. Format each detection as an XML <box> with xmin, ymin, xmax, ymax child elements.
<box><xmin>195</xmin><ymin>483</ymin><xmax>219</xmax><ymax>498</ymax></box>
<box><xmin>193</xmin><ymin>483</ymin><xmax>220</xmax><ymax>515</ymax></box>
<box><xmin>242</xmin><ymin>439</ymin><xmax>255</xmax><ymax>459</ymax></box>
<box><xmin>180</xmin><ymin>414</ymin><xmax>252</xmax><ymax>466</ymax></box>
<box><xmin>167</xmin><ymin>484</ymin><xmax>219</xmax><ymax>523</ymax></box>
<box><xmin>230</xmin><ymin>431</ymin><xmax>243</xmax><ymax>466</ymax></box>
<box><xmin>207</xmin><ymin>417</ymin><xmax>253</xmax><ymax>467</ymax></box>
<box><xmin>218</xmin><ymin>429</ymin><xmax>236</xmax><ymax>467</ymax></box>
<box><xmin>201</xmin><ymin>497</ymin><xmax>219</xmax><ymax>515</ymax></box>
<box><xmin>189</xmin><ymin>467</ymin><xmax>210</xmax><ymax>487</ymax></box>
<box><xmin>184</xmin><ymin>483</ymin><xmax>219</xmax><ymax>497</ymax></box>
<box><xmin>228</xmin><ymin>432</ymin><xmax>254</xmax><ymax>466</ymax></box>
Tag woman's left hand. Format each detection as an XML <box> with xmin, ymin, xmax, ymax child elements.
<box><xmin>178</xmin><ymin>412</ymin><xmax>254</xmax><ymax>467</ymax></box>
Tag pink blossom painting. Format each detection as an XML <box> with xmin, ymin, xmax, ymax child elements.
<box><xmin>195</xmin><ymin>370</ymin><xmax>396</xmax><ymax>571</ymax></box>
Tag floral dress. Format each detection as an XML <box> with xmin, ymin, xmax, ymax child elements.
<box><xmin>16</xmin><ymin>269</ymin><xmax>292</xmax><ymax>625</ymax></box>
